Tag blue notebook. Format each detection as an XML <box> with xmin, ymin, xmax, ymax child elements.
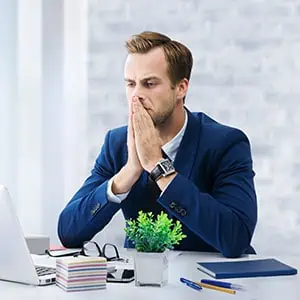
<box><xmin>197</xmin><ymin>258</ymin><xmax>297</xmax><ymax>279</ymax></box>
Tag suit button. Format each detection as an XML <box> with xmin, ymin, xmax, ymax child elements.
<box><xmin>175</xmin><ymin>206</ymin><xmax>186</xmax><ymax>216</ymax></box>
<box><xmin>180</xmin><ymin>209</ymin><xmax>187</xmax><ymax>216</ymax></box>
<box><xmin>175</xmin><ymin>206</ymin><xmax>181</xmax><ymax>213</ymax></box>
<box><xmin>169</xmin><ymin>202</ymin><xmax>176</xmax><ymax>209</ymax></box>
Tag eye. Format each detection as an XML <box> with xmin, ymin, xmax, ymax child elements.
<box><xmin>126</xmin><ymin>82</ymin><xmax>135</xmax><ymax>87</ymax></box>
<box><xmin>145</xmin><ymin>82</ymin><xmax>156</xmax><ymax>88</ymax></box>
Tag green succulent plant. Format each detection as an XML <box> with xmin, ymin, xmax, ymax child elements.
<box><xmin>124</xmin><ymin>211</ymin><xmax>186</xmax><ymax>253</ymax></box>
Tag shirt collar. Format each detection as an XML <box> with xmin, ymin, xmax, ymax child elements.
<box><xmin>162</xmin><ymin>110</ymin><xmax>188</xmax><ymax>162</ymax></box>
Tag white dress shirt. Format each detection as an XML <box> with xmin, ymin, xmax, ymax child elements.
<box><xmin>107</xmin><ymin>110</ymin><xmax>188</xmax><ymax>203</ymax></box>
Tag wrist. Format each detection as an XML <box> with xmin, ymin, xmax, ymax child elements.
<box><xmin>112</xmin><ymin>165</ymin><xmax>141</xmax><ymax>194</ymax></box>
<box><xmin>156</xmin><ymin>172</ymin><xmax>177</xmax><ymax>189</ymax></box>
<box><xmin>145</xmin><ymin>156</ymin><xmax>163</xmax><ymax>173</ymax></box>
<box><xmin>123</xmin><ymin>163</ymin><xmax>142</xmax><ymax>181</ymax></box>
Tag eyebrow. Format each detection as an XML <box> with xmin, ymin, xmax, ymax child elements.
<box><xmin>124</xmin><ymin>76</ymin><xmax>161</xmax><ymax>82</ymax></box>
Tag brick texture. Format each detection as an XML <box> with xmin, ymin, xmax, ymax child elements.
<box><xmin>88</xmin><ymin>0</ymin><xmax>300</xmax><ymax>254</ymax></box>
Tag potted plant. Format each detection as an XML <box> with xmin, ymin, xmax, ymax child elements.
<box><xmin>124</xmin><ymin>211</ymin><xmax>186</xmax><ymax>287</ymax></box>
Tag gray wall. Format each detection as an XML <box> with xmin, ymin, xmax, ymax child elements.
<box><xmin>88</xmin><ymin>0</ymin><xmax>300</xmax><ymax>255</ymax></box>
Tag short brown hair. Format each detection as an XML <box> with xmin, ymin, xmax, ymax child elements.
<box><xmin>125</xmin><ymin>31</ymin><xmax>193</xmax><ymax>89</ymax></box>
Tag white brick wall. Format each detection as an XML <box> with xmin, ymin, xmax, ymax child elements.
<box><xmin>88</xmin><ymin>0</ymin><xmax>300</xmax><ymax>255</ymax></box>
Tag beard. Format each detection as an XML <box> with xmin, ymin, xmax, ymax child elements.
<box><xmin>150</xmin><ymin>102</ymin><xmax>176</xmax><ymax>127</ymax></box>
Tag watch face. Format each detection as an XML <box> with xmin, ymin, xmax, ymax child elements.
<box><xmin>150</xmin><ymin>158</ymin><xmax>175</xmax><ymax>181</ymax></box>
<box><xmin>160</xmin><ymin>159</ymin><xmax>174</xmax><ymax>173</ymax></box>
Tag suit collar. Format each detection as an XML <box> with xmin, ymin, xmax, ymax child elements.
<box><xmin>173</xmin><ymin>108</ymin><xmax>201</xmax><ymax>179</ymax></box>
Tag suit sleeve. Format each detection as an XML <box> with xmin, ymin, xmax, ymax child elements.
<box><xmin>158</xmin><ymin>129</ymin><xmax>257</xmax><ymax>258</ymax></box>
<box><xmin>57</xmin><ymin>130</ymin><xmax>122</xmax><ymax>248</ymax></box>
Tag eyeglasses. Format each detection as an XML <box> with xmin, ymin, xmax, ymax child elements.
<box><xmin>46</xmin><ymin>241</ymin><xmax>127</xmax><ymax>262</ymax></box>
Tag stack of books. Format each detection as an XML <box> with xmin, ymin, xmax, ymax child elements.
<box><xmin>56</xmin><ymin>256</ymin><xmax>107</xmax><ymax>292</ymax></box>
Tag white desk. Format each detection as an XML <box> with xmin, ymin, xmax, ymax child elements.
<box><xmin>1</xmin><ymin>251</ymin><xmax>299</xmax><ymax>300</ymax></box>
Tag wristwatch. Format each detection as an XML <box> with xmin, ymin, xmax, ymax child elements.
<box><xmin>149</xmin><ymin>158</ymin><xmax>175</xmax><ymax>182</ymax></box>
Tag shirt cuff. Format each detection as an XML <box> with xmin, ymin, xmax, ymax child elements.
<box><xmin>107</xmin><ymin>177</ymin><xmax>130</xmax><ymax>203</ymax></box>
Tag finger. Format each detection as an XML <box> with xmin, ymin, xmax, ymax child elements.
<box><xmin>136</xmin><ymin>107</ymin><xmax>154</xmax><ymax>131</ymax></box>
<box><xmin>132</xmin><ymin>99</ymin><xmax>148</xmax><ymax>121</ymax></box>
<box><xmin>133</xmin><ymin>104</ymin><xmax>155</xmax><ymax>137</ymax></box>
<box><xmin>132</xmin><ymin>97</ymin><xmax>140</xmax><ymax>114</ymax></box>
<box><xmin>135</xmin><ymin>100</ymin><xmax>152</xmax><ymax>121</ymax></box>
<box><xmin>129</xmin><ymin>96</ymin><xmax>142</xmax><ymax>134</ymax></box>
<box><xmin>128</xmin><ymin>103</ymin><xmax>136</xmax><ymax>142</ymax></box>
<box><xmin>128</xmin><ymin>112</ymin><xmax>133</xmax><ymax>138</ymax></box>
<box><xmin>131</xmin><ymin>103</ymin><xmax>141</xmax><ymax>134</ymax></box>
<box><xmin>132</xmin><ymin>109</ymin><xmax>143</xmax><ymax>136</ymax></box>
<box><xmin>128</xmin><ymin>96</ymin><xmax>136</xmax><ymax>115</ymax></box>
<box><xmin>132</xmin><ymin>100</ymin><xmax>142</xmax><ymax>126</ymax></box>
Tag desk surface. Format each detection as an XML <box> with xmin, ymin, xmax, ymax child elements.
<box><xmin>1</xmin><ymin>251</ymin><xmax>299</xmax><ymax>300</ymax></box>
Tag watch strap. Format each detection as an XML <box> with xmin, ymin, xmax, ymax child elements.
<box><xmin>149</xmin><ymin>164</ymin><xmax>163</xmax><ymax>182</ymax></box>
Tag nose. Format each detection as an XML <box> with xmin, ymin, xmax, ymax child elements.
<box><xmin>132</xmin><ymin>84</ymin><xmax>145</xmax><ymax>101</ymax></box>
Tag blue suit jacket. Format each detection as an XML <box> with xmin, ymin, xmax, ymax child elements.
<box><xmin>58</xmin><ymin>110</ymin><xmax>257</xmax><ymax>258</ymax></box>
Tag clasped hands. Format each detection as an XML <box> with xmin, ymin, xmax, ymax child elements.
<box><xmin>126</xmin><ymin>96</ymin><xmax>163</xmax><ymax>176</ymax></box>
<box><xmin>112</xmin><ymin>96</ymin><xmax>176</xmax><ymax>194</ymax></box>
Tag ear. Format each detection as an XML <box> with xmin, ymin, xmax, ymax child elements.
<box><xmin>175</xmin><ymin>78</ymin><xmax>189</xmax><ymax>101</ymax></box>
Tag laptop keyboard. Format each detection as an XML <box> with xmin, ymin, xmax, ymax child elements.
<box><xmin>35</xmin><ymin>265</ymin><xmax>56</xmax><ymax>276</ymax></box>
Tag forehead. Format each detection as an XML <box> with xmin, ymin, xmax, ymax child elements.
<box><xmin>124</xmin><ymin>47</ymin><xmax>169</xmax><ymax>79</ymax></box>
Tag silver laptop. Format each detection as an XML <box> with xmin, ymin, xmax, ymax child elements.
<box><xmin>0</xmin><ymin>185</ymin><xmax>56</xmax><ymax>285</ymax></box>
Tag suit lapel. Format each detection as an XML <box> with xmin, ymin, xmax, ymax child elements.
<box><xmin>173</xmin><ymin>109</ymin><xmax>201</xmax><ymax>179</ymax></box>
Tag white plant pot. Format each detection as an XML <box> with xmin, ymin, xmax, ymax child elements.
<box><xmin>134</xmin><ymin>251</ymin><xmax>168</xmax><ymax>287</ymax></box>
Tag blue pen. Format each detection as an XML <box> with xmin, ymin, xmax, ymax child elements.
<box><xmin>180</xmin><ymin>277</ymin><xmax>202</xmax><ymax>291</ymax></box>
<box><xmin>201</xmin><ymin>279</ymin><xmax>243</xmax><ymax>290</ymax></box>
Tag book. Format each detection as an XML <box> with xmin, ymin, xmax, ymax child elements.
<box><xmin>197</xmin><ymin>258</ymin><xmax>297</xmax><ymax>279</ymax></box>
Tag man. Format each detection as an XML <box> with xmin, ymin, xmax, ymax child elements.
<box><xmin>58</xmin><ymin>31</ymin><xmax>257</xmax><ymax>258</ymax></box>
